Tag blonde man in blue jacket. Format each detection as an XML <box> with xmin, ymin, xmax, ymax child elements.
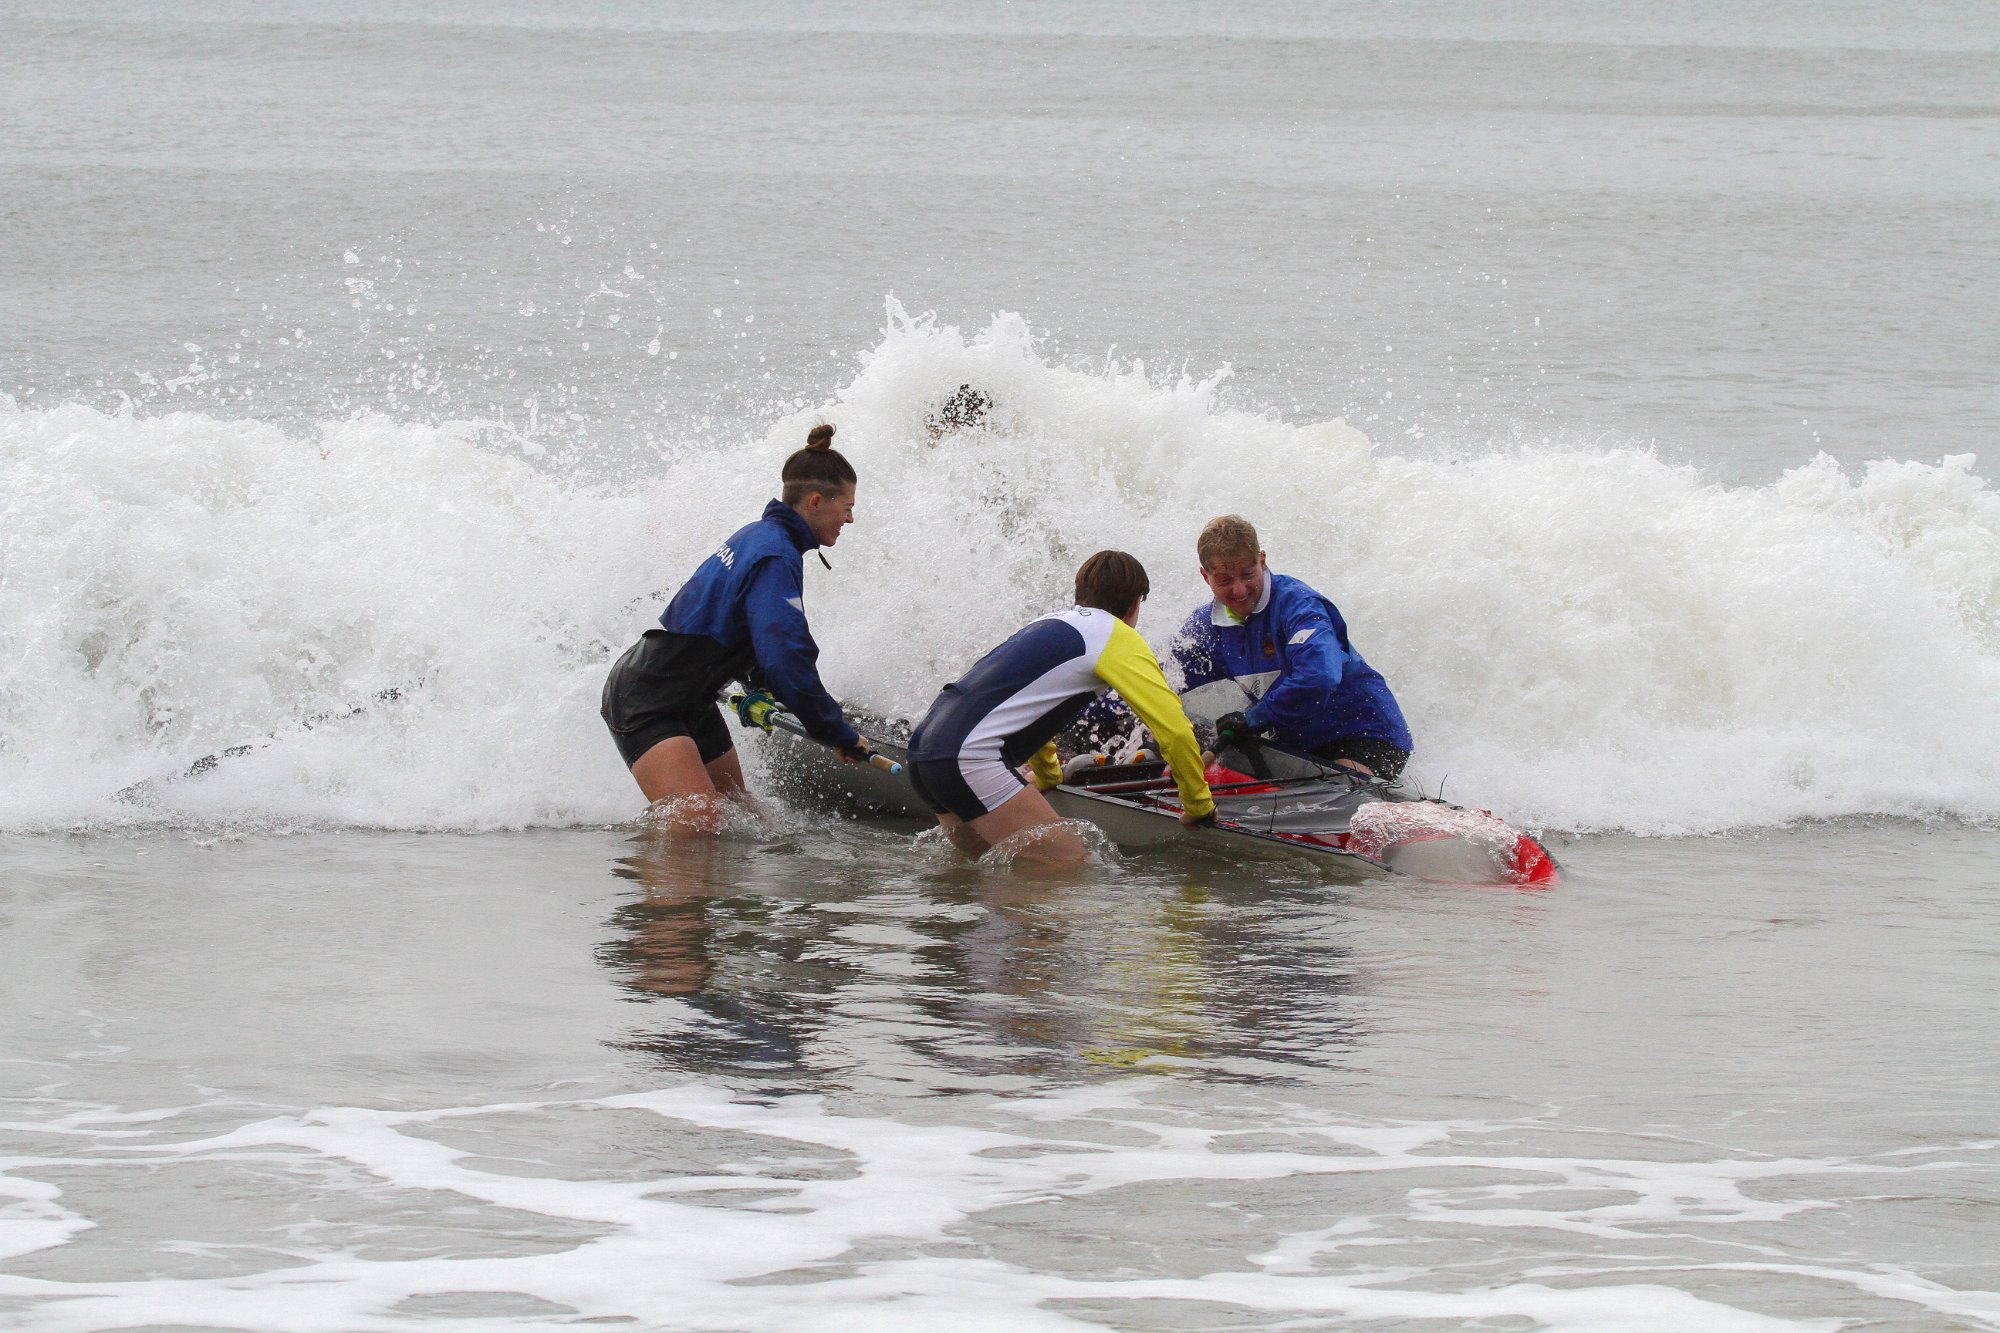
<box><xmin>1173</xmin><ymin>515</ymin><xmax>1413</xmax><ymax>780</ymax></box>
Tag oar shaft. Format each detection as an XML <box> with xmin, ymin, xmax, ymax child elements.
<box><xmin>730</xmin><ymin>692</ymin><xmax>904</xmax><ymax>775</ymax></box>
<box><xmin>1080</xmin><ymin>774</ymin><xmax>1324</xmax><ymax>796</ymax></box>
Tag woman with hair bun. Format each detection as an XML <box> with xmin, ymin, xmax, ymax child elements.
<box><xmin>601</xmin><ymin>423</ymin><xmax>873</xmax><ymax>831</ymax></box>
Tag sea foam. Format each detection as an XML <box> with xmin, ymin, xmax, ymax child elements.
<box><xmin>3</xmin><ymin>310</ymin><xmax>1996</xmax><ymax>833</ymax></box>
<box><xmin>2</xmin><ymin>1081</ymin><xmax>1984</xmax><ymax>1332</ymax></box>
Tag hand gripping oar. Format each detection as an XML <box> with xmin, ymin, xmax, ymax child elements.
<box><xmin>727</xmin><ymin>691</ymin><xmax>903</xmax><ymax>774</ymax></box>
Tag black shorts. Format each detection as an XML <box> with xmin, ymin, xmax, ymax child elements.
<box><xmin>1309</xmin><ymin>735</ymin><xmax>1410</xmax><ymax>782</ymax></box>
<box><xmin>601</xmin><ymin>631</ymin><xmax>735</xmax><ymax>768</ymax></box>
<box><xmin>905</xmin><ymin>755</ymin><xmax>1025</xmax><ymax>824</ymax></box>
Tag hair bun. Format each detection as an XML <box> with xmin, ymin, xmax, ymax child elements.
<box><xmin>805</xmin><ymin>423</ymin><xmax>836</xmax><ymax>451</ymax></box>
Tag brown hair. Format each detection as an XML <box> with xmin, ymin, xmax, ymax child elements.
<box><xmin>781</xmin><ymin>423</ymin><xmax>857</xmax><ymax>505</ymax></box>
<box><xmin>1196</xmin><ymin>514</ymin><xmax>1260</xmax><ymax>568</ymax></box>
<box><xmin>1074</xmin><ymin>550</ymin><xmax>1150</xmax><ymax>616</ymax></box>
<box><xmin>925</xmin><ymin>383</ymin><xmax>992</xmax><ymax>438</ymax></box>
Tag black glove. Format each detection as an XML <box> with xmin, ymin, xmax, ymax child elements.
<box><xmin>837</xmin><ymin>740</ymin><xmax>874</xmax><ymax>764</ymax></box>
<box><xmin>1214</xmin><ymin>711</ymin><xmax>1263</xmax><ymax>747</ymax></box>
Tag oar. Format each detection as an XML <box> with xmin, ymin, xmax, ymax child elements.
<box><xmin>726</xmin><ymin>692</ymin><xmax>903</xmax><ymax>775</ymax></box>
<box><xmin>1213</xmin><ymin>730</ymin><xmax>1394</xmax><ymax>788</ymax></box>
<box><xmin>1077</xmin><ymin>773</ymin><xmax>1330</xmax><ymax>798</ymax></box>
<box><xmin>114</xmin><ymin>685</ymin><xmax>416</xmax><ymax>804</ymax></box>
<box><xmin>1074</xmin><ymin>741</ymin><xmax>1387</xmax><ymax>798</ymax></box>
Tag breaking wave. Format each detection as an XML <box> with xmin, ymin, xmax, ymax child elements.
<box><xmin>4</xmin><ymin>308</ymin><xmax>1996</xmax><ymax>834</ymax></box>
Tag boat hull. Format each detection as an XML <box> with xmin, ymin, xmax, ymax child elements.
<box><xmin>751</xmin><ymin>710</ymin><xmax>1558</xmax><ymax>887</ymax></box>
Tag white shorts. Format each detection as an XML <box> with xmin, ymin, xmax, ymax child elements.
<box><xmin>958</xmin><ymin>754</ymin><xmax>1030</xmax><ymax>816</ymax></box>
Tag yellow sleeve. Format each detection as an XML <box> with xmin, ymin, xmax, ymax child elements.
<box><xmin>1028</xmin><ymin>740</ymin><xmax>1064</xmax><ymax>791</ymax></box>
<box><xmin>1094</xmin><ymin>620</ymin><xmax>1216</xmax><ymax>819</ymax></box>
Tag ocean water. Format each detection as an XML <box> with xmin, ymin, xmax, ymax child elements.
<box><xmin>4</xmin><ymin>2</ymin><xmax>1998</xmax><ymax>1329</ymax></box>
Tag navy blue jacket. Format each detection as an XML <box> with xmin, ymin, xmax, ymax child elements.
<box><xmin>658</xmin><ymin>500</ymin><xmax>859</xmax><ymax>748</ymax></box>
<box><xmin>1172</xmin><ymin>572</ymin><xmax>1413</xmax><ymax>754</ymax></box>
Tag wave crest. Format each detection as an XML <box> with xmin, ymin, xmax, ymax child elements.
<box><xmin>4</xmin><ymin>313</ymin><xmax>1995</xmax><ymax>833</ymax></box>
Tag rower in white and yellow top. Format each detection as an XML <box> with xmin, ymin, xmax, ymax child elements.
<box><xmin>907</xmin><ymin>550</ymin><xmax>1217</xmax><ymax>867</ymax></box>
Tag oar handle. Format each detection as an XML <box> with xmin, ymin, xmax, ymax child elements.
<box><xmin>727</xmin><ymin>691</ymin><xmax>902</xmax><ymax>774</ymax></box>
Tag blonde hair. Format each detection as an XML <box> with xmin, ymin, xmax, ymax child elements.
<box><xmin>1196</xmin><ymin>514</ymin><xmax>1260</xmax><ymax>568</ymax></box>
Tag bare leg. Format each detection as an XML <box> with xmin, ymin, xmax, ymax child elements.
<box><xmin>703</xmin><ymin>747</ymin><xmax>768</xmax><ymax>819</ymax></box>
<box><xmin>1331</xmin><ymin>758</ymin><xmax>1375</xmax><ymax>776</ymax></box>
<box><xmin>934</xmin><ymin>813</ymin><xmax>990</xmax><ymax>859</ymax></box>
<box><xmin>704</xmin><ymin>747</ymin><xmax>749</xmax><ymax>796</ymax></box>
<box><xmin>616</xmin><ymin>834</ymin><xmax>725</xmax><ymax>995</ymax></box>
<box><xmin>630</xmin><ymin>736</ymin><xmax>731</xmax><ymax>836</ymax></box>
<box><xmin>968</xmin><ymin>785</ymin><xmax>1091</xmax><ymax>869</ymax></box>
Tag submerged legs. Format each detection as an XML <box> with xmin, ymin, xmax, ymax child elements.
<box><xmin>954</xmin><ymin>785</ymin><xmax>1091</xmax><ymax>869</ymax></box>
<box><xmin>630</xmin><ymin>737</ymin><xmax>750</xmax><ymax>836</ymax></box>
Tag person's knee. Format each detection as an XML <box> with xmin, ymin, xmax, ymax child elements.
<box><xmin>996</xmin><ymin>822</ymin><xmax>1091</xmax><ymax>869</ymax></box>
<box><xmin>646</xmin><ymin>790</ymin><xmax>731</xmax><ymax>837</ymax></box>
<box><xmin>937</xmin><ymin>816</ymin><xmax>989</xmax><ymax>858</ymax></box>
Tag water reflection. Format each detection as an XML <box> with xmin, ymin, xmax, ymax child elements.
<box><xmin>925</xmin><ymin>869</ymin><xmax>1371</xmax><ymax>1082</ymax></box>
<box><xmin>598</xmin><ymin>833</ymin><xmax>835</xmax><ymax>1082</ymax></box>
<box><xmin>597</xmin><ymin>830</ymin><xmax>1369</xmax><ymax>1093</ymax></box>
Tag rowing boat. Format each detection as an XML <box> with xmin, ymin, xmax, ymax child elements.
<box><xmin>749</xmin><ymin>704</ymin><xmax>1559</xmax><ymax>887</ymax></box>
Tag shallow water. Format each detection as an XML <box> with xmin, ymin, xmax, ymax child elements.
<box><xmin>5</xmin><ymin>0</ymin><xmax>1999</xmax><ymax>1326</ymax></box>
<box><xmin>3</xmin><ymin>821</ymin><xmax>1997</xmax><ymax>1329</ymax></box>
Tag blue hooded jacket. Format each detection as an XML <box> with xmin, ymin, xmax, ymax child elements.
<box><xmin>657</xmin><ymin>499</ymin><xmax>860</xmax><ymax>748</ymax></box>
<box><xmin>1171</xmin><ymin>572</ymin><xmax>1413</xmax><ymax>754</ymax></box>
